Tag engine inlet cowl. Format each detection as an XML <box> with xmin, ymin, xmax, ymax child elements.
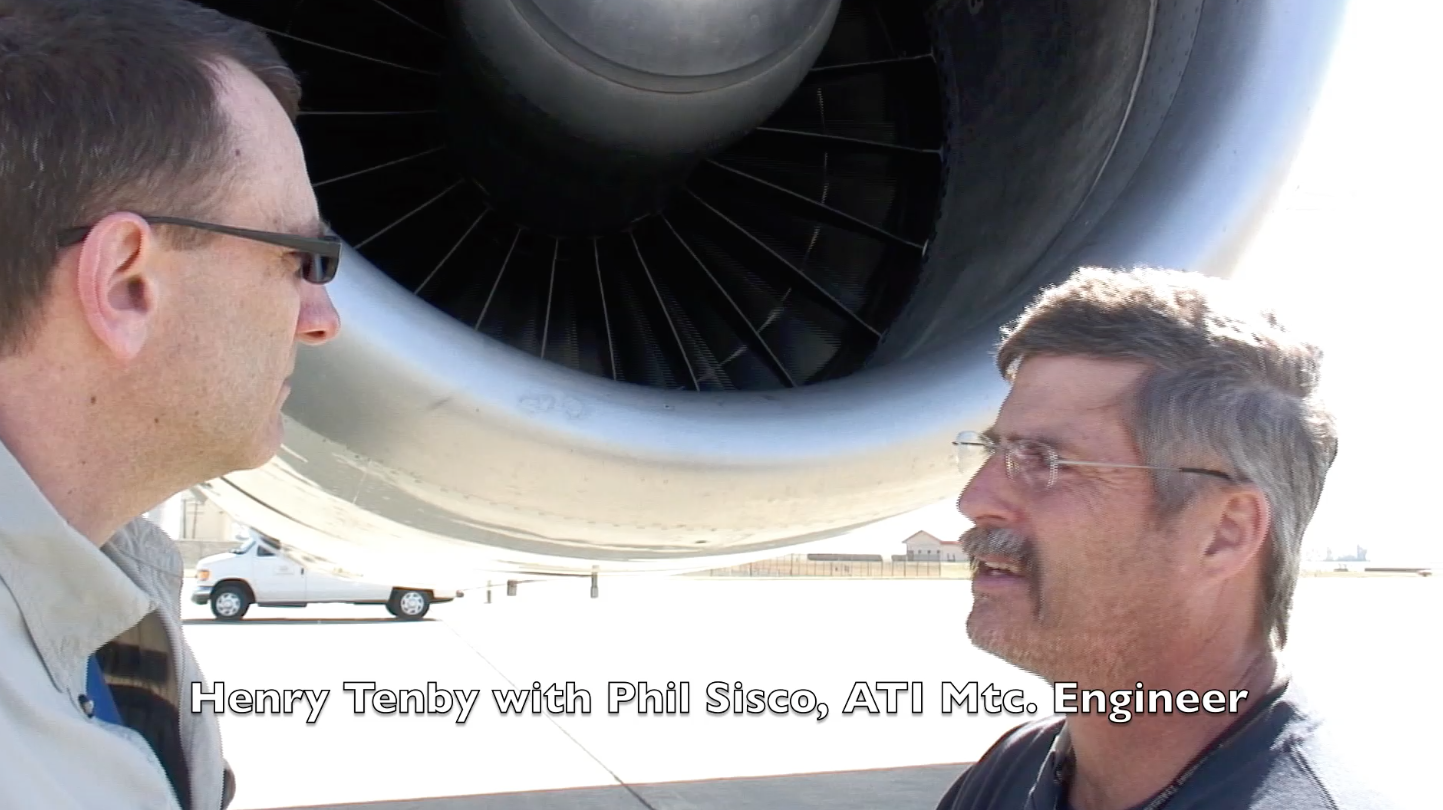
<box><xmin>192</xmin><ymin>0</ymin><xmax>1348</xmax><ymax>587</ymax></box>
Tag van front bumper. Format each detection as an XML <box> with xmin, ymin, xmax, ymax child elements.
<box><xmin>191</xmin><ymin>585</ymin><xmax>212</xmax><ymax>605</ymax></box>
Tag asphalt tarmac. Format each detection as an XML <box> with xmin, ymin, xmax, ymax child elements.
<box><xmin>179</xmin><ymin>575</ymin><xmax>1437</xmax><ymax>809</ymax></box>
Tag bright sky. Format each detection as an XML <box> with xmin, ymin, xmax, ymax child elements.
<box><xmin>807</xmin><ymin>0</ymin><xmax>1443</xmax><ymax>566</ymax></box>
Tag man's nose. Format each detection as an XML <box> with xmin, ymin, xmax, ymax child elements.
<box><xmin>297</xmin><ymin>284</ymin><xmax>341</xmax><ymax>345</ymax></box>
<box><xmin>956</xmin><ymin>453</ymin><xmax>1017</xmax><ymax>524</ymax></box>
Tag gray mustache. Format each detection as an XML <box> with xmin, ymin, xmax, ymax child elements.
<box><xmin>961</xmin><ymin>526</ymin><xmax>1034</xmax><ymax>572</ymax></box>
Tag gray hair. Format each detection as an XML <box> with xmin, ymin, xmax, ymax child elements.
<box><xmin>994</xmin><ymin>266</ymin><xmax>1338</xmax><ymax>648</ymax></box>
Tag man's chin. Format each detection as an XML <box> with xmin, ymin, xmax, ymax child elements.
<box><xmin>233</xmin><ymin>421</ymin><xmax>285</xmax><ymax>472</ymax></box>
<box><xmin>228</xmin><ymin>446</ymin><xmax>278</xmax><ymax>475</ymax></box>
<box><xmin>967</xmin><ymin>607</ymin><xmax>1045</xmax><ymax>671</ymax></box>
<box><xmin>966</xmin><ymin>607</ymin><xmax>1012</xmax><ymax>653</ymax></box>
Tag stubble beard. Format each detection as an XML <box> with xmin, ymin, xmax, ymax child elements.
<box><xmin>961</xmin><ymin>524</ymin><xmax>1146</xmax><ymax>685</ymax></box>
<box><xmin>966</xmin><ymin>587</ymin><xmax>1145</xmax><ymax>686</ymax></box>
<box><xmin>965</xmin><ymin>592</ymin><xmax>1083</xmax><ymax>684</ymax></box>
<box><xmin>962</xmin><ymin>525</ymin><xmax>1057</xmax><ymax>676</ymax></box>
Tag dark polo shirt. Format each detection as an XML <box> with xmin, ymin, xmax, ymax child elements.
<box><xmin>934</xmin><ymin>678</ymin><xmax>1405</xmax><ymax>809</ymax></box>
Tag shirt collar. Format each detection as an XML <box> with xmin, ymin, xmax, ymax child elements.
<box><xmin>1027</xmin><ymin>672</ymin><xmax>1295</xmax><ymax>810</ymax></box>
<box><xmin>1025</xmin><ymin>719</ymin><xmax>1071</xmax><ymax>809</ymax></box>
<box><xmin>0</xmin><ymin>436</ymin><xmax>155</xmax><ymax>692</ymax></box>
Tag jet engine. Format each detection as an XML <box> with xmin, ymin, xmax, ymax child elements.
<box><xmin>193</xmin><ymin>0</ymin><xmax>1348</xmax><ymax>584</ymax></box>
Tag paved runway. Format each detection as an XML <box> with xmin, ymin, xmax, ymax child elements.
<box><xmin>178</xmin><ymin>575</ymin><xmax>1437</xmax><ymax>809</ymax></box>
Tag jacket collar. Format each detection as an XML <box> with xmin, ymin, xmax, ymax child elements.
<box><xmin>0</xmin><ymin>436</ymin><xmax>155</xmax><ymax>693</ymax></box>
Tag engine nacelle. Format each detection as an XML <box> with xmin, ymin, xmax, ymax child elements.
<box><xmin>195</xmin><ymin>0</ymin><xmax>1348</xmax><ymax>585</ymax></box>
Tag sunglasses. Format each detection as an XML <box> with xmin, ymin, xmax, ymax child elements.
<box><xmin>57</xmin><ymin>214</ymin><xmax>341</xmax><ymax>284</ymax></box>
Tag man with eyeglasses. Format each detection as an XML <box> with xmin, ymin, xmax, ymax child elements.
<box><xmin>933</xmin><ymin>267</ymin><xmax>1400</xmax><ymax>809</ymax></box>
<box><xmin>0</xmin><ymin>2</ymin><xmax>339</xmax><ymax>808</ymax></box>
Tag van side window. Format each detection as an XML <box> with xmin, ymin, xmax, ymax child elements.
<box><xmin>257</xmin><ymin>544</ymin><xmax>275</xmax><ymax>557</ymax></box>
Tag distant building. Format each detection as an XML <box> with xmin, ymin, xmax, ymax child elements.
<box><xmin>902</xmin><ymin>530</ymin><xmax>968</xmax><ymax>562</ymax></box>
<box><xmin>1324</xmin><ymin>545</ymin><xmax>1369</xmax><ymax>562</ymax></box>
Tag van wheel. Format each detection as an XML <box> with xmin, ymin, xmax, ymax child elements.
<box><xmin>211</xmin><ymin>584</ymin><xmax>251</xmax><ymax>621</ymax></box>
<box><xmin>389</xmin><ymin>589</ymin><xmax>430</xmax><ymax>620</ymax></box>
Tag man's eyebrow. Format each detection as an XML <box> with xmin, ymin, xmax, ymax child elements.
<box><xmin>984</xmin><ymin>425</ymin><xmax>1088</xmax><ymax>456</ymax></box>
<box><xmin>272</xmin><ymin>215</ymin><xmax>327</xmax><ymax>239</ymax></box>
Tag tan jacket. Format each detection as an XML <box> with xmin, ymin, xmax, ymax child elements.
<box><xmin>0</xmin><ymin>438</ymin><xmax>233</xmax><ymax>809</ymax></box>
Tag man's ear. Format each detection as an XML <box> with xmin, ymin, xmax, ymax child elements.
<box><xmin>1199</xmin><ymin>485</ymin><xmax>1271</xmax><ymax>580</ymax></box>
<box><xmin>73</xmin><ymin>213</ymin><xmax>162</xmax><ymax>362</ymax></box>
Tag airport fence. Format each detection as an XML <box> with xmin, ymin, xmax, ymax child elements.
<box><xmin>687</xmin><ymin>556</ymin><xmax>973</xmax><ymax>579</ymax></box>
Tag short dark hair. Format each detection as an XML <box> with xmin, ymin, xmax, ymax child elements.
<box><xmin>0</xmin><ymin>0</ymin><xmax>300</xmax><ymax>355</ymax></box>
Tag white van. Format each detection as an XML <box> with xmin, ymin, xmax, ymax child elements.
<box><xmin>191</xmin><ymin>531</ymin><xmax>463</xmax><ymax>621</ymax></box>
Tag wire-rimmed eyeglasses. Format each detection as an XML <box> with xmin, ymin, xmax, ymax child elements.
<box><xmin>952</xmin><ymin>430</ymin><xmax>1244</xmax><ymax>491</ymax></box>
<box><xmin>57</xmin><ymin>214</ymin><xmax>341</xmax><ymax>284</ymax></box>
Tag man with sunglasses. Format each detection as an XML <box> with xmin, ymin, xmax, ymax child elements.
<box><xmin>933</xmin><ymin>267</ymin><xmax>1399</xmax><ymax>809</ymax></box>
<box><xmin>0</xmin><ymin>2</ymin><xmax>339</xmax><ymax>808</ymax></box>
